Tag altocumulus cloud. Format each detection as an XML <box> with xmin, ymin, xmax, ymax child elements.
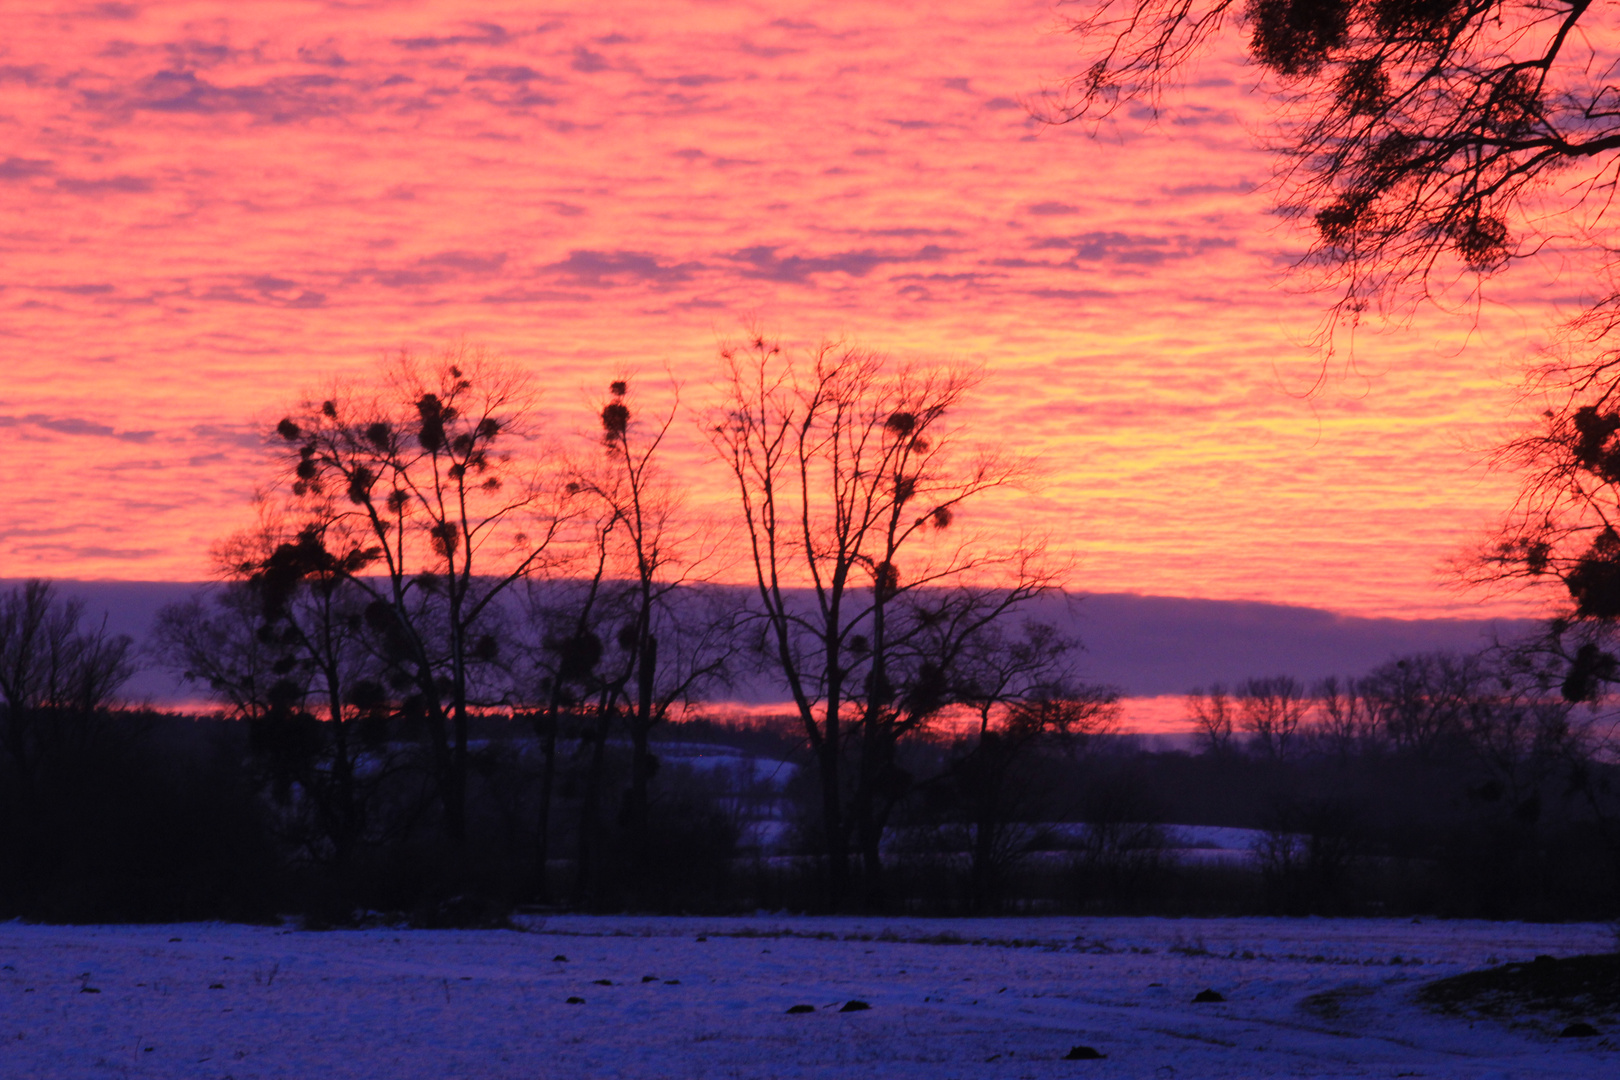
<box><xmin>728</xmin><ymin>244</ymin><xmax>948</xmax><ymax>283</ymax></box>
<box><xmin>198</xmin><ymin>275</ymin><xmax>326</xmax><ymax>307</ymax></box>
<box><xmin>1028</xmin><ymin>231</ymin><xmax>1238</xmax><ymax>267</ymax></box>
<box><xmin>85</xmin><ymin>68</ymin><xmax>362</xmax><ymax>124</ymax></box>
<box><xmin>0</xmin><ymin>414</ymin><xmax>154</xmax><ymax>442</ymax></box>
<box><xmin>373</xmin><ymin>251</ymin><xmax>509</xmax><ymax>289</ymax></box>
<box><xmin>0</xmin><ymin>157</ymin><xmax>53</xmax><ymax>179</ymax></box>
<box><xmin>393</xmin><ymin>23</ymin><xmax>513</xmax><ymax>51</ymax></box>
<box><xmin>54</xmin><ymin>175</ymin><xmax>152</xmax><ymax>194</ymax></box>
<box><xmin>543</xmin><ymin>249</ymin><xmax>702</xmax><ymax>286</ymax></box>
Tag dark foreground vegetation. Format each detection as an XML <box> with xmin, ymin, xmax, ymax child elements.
<box><xmin>3</xmin><ymin>573</ymin><xmax>1619</xmax><ymax>924</ymax></box>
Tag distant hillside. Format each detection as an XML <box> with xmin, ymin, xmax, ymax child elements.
<box><xmin>1065</xmin><ymin>593</ymin><xmax>1537</xmax><ymax>696</ymax></box>
<box><xmin>5</xmin><ymin>580</ymin><xmax>1540</xmax><ymax>705</ymax></box>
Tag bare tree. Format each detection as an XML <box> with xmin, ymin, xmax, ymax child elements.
<box><xmin>267</xmin><ymin>347</ymin><xmax>571</xmax><ymax>843</ymax></box>
<box><xmin>1360</xmin><ymin>651</ymin><xmax>1484</xmax><ymax>755</ymax></box>
<box><xmin>156</xmin><ymin>512</ymin><xmax>405</xmax><ymax>863</ymax></box>
<box><xmin>1310</xmin><ymin>674</ymin><xmax>1376</xmax><ymax>757</ymax></box>
<box><xmin>0</xmin><ymin>581</ymin><xmax>134</xmax><ymax>796</ymax></box>
<box><xmin>1186</xmin><ymin>683</ymin><xmax>1235</xmax><ymax>754</ymax></box>
<box><xmin>152</xmin><ymin>587</ymin><xmax>276</xmax><ymax>721</ymax></box>
<box><xmin>709</xmin><ymin>332</ymin><xmax>1045</xmax><ymax>908</ymax></box>
<box><xmin>518</xmin><ymin>378</ymin><xmax>738</xmax><ymax>907</ymax></box>
<box><xmin>848</xmin><ymin>582</ymin><xmax>1081</xmax><ymax>903</ymax></box>
<box><xmin>1057</xmin><ymin>0</ymin><xmax>1620</xmax><ymax>342</ymax></box>
<box><xmin>1236</xmin><ymin>675</ymin><xmax>1309</xmax><ymax>759</ymax></box>
<box><xmin>522</xmin><ymin>521</ymin><xmax>615</xmax><ymax>902</ymax></box>
<box><xmin>942</xmin><ymin>618</ymin><xmax>1119</xmax><ymax>911</ymax></box>
<box><xmin>576</xmin><ymin>378</ymin><xmax>736</xmax><ymax>902</ymax></box>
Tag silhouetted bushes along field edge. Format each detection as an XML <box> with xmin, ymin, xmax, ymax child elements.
<box><xmin>2</xmin><ymin>708</ymin><xmax>1617</xmax><ymax>924</ymax></box>
<box><xmin>4</xmin><ymin>565</ymin><xmax>1619</xmax><ymax>922</ymax></box>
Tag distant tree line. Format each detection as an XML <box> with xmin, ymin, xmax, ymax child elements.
<box><xmin>3</xmin><ymin>571</ymin><xmax>1619</xmax><ymax>921</ymax></box>
<box><xmin>1170</xmin><ymin>650</ymin><xmax>1620</xmax><ymax>918</ymax></box>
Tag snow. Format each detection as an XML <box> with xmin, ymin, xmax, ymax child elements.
<box><xmin>657</xmin><ymin>742</ymin><xmax>797</xmax><ymax>781</ymax></box>
<box><xmin>3</xmin><ymin>915</ymin><xmax>1617</xmax><ymax>1077</ymax></box>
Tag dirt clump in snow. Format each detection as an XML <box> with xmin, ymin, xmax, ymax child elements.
<box><xmin>410</xmin><ymin>893</ymin><xmax>514</xmax><ymax>930</ymax></box>
<box><xmin>1300</xmin><ymin>983</ymin><xmax>1377</xmax><ymax>1020</ymax></box>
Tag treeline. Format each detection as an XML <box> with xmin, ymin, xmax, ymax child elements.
<box><xmin>3</xmin><ymin>572</ymin><xmax>1619</xmax><ymax>922</ymax></box>
<box><xmin>4</xmin><ymin>339</ymin><xmax>1619</xmax><ymax>923</ymax></box>
<box><xmin>1</xmin><ymin>340</ymin><xmax>1118</xmax><ymax>922</ymax></box>
<box><xmin>1120</xmin><ymin>653</ymin><xmax>1620</xmax><ymax>920</ymax></box>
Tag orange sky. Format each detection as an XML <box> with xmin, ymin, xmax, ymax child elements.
<box><xmin>0</xmin><ymin>0</ymin><xmax>1583</xmax><ymax>619</ymax></box>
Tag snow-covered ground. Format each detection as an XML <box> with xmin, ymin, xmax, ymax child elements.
<box><xmin>3</xmin><ymin>915</ymin><xmax>1616</xmax><ymax>1078</ymax></box>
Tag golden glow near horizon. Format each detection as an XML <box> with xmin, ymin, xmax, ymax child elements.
<box><xmin>0</xmin><ymin>1</ymin><xmax>1573</xmax><ymax>618</ymax></box>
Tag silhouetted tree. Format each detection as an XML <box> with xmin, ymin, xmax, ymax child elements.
<box><xmin>1471</xmin><ymin>372</ymin><xmax>1620</xmax><ymax>703</ymax></box>
<box><xmin>1310</xmin><ymin>674</ymin><xmax>1375</xmax><ymax>758</ymax></box>
<box><xmin>266</xmin><ymin>347</ymin><xmax>571</xmax><ymax>843</ymax></box>
<box><xmin>152</xmin><ymin>585</ymin><xmax>277</xmax><ymax>721</ymax></box>
<box><xmin>1058</xmin><ymin>0</ymin><xmax>1620</xmax><ymax>336</ymax></box>
<box><xmin>1360</xmin><ymin>651</ymin><xmax>1482</xmax><ymax>756</ymax></box>
<box><xmin>156</xmin><ymin>513</ymin><xmax>405</xmax><ymax>863</ymax></box>
<box><xmin>0</xmin><ymin>580</ymin><xmax>134</xmax><ymax>796</ymax></box>
<box><xmin>941</xmin><ymin>620</ymin><xmax>1119</xmax><ymax>911</ymax></box>
<box><xmin>1236</xmin><ymin>675</ymin><xmax>1309</xmax><ymax>759</ymax></box>
<box><xmin>1255</xmin><ymin>796</ymin><xmax>1363</xmax><ymax>915</ymax></box>
<box><xmin>851</xmin><ymin>590</ymin><xmax>1093</xmax><ymax>905</ymax></box>
<box><xmin>1186</xmin><ymin>683</ymin><xmax>1235</xmax><ymax>754</ymax></box>
<box><xmin>709</xmin><ymin>332</ymin><xmax>1046</xmax><ymax>908</ymax></box>
<box><xmin>573</xmin><ymin>378</ymin><xmax>736</xmax><ymax>904</ymax></box>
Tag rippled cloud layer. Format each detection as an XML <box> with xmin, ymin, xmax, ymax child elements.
<box><xmin>0</xmin><ymin>0</ymin><xmax>1557</xmax><ymax>616</ymax></box>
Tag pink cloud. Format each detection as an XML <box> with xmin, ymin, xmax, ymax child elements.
<box><xmin>0</xmin><ymin>0</ymin><xmax>1556</xmax><ymax>618</ymax></box>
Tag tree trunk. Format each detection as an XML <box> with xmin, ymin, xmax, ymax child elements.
<box><xmin>626</xmin><ymin>634</ymin><xmax>657</xmax><ymax>904</ymax></box>
<box><xmin>575</xmin><ymin>708</ymin><xmax>612</xmax><ymax>907</ymax></box>
<box><xmin>855</xmin><ymin>743</ymin><xmax>883</xmax><ymax>911</ymax></box>
<box><xmin>324</xmin><ymin>661</ymin><xmax>359</xmax><ymax>866</ymax></box>
<box><xmin>819</xmin><ymin>736</ymin><xmax>847</xmax><ymax>910</ymax></box>
<box><xmin>421</xmin><ymin>695</ymin><xmax>463</xmax><ymax>843</ymax></box>
<box><xmin>448</xmin><ymin>657</ymin><xmax>470</xmax><ymax>846</ymax></box>
<box><xmin>330</xmin><ymin>728</ymin><xmax>358</xmax><ymax>865</ymax></box>
<box><xmin>532</xmin><ymin>704</ymin><xmax>559</xmax><ymax>902</ymax></box>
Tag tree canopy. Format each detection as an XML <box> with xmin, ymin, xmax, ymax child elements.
<box><xmin>1061</xmin><ymin>0</ymin><xmax>1620</xmax><ymax>330</ymax></box>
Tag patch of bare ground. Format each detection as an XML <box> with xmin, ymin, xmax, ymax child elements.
<box><xmin>1418</xmin><ymin>953</ymin><xmax>1620</xmax><ymax>1037</ymax></box>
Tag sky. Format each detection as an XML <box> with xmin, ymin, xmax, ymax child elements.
<box><xmin>0</xmin><ymin>0</ymin><xmax>1579</xmax><ymax>620</ymax></box>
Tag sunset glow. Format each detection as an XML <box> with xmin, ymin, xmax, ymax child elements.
<box><xmin>1</xmin><ymin>0</ymin><xmax>1568</xmax><ymax>617</ymax></box>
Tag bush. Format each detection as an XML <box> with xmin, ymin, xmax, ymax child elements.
<box><xmin>0</xmin><ymin>713</ymin><xmax>280</xmax><ymax>923</ymax></box>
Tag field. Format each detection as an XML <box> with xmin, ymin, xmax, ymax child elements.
<box><xmin>2</xmin><ymin>915</ymin><xmax>1616</xmax><ymax>1078</ymax></box>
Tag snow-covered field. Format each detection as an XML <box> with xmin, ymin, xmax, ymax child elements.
<box><xmin>3</xmin><ymin>915</ymin><xmax>1617</xmax><ymax>1078</ymax></box>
